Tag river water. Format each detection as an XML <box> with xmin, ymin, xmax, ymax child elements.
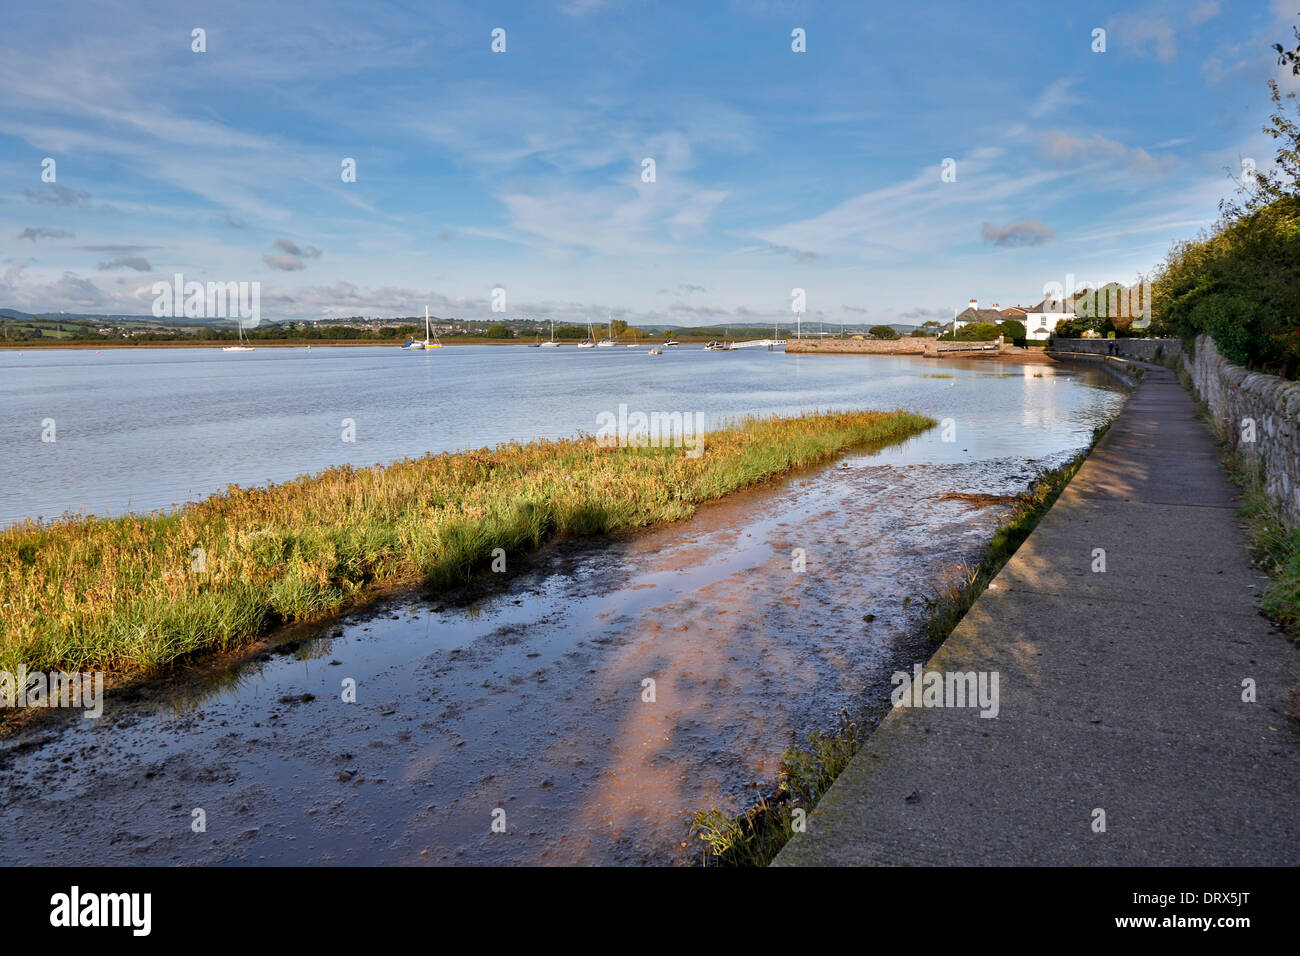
<box><xmin>3</xmin><ymin>345</ymin><xmax>1116</xmax><ymax>526</ymax></box>
<box><xmin>0</xmin><ymin>346</ymin><xmax>1126</xmax><ymax>865</ymax></box>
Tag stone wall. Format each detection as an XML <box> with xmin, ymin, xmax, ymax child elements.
<box><xmin>786</xmin><ymin>337</ymin><xmax>929</xmax><ymax>355</ymax></box>
<box><xmin>1183</xmin><ymin>334</ymin><xmax>1300</xmax><ymax>524</ymax></box>
<box><xmin>786</xmin><ymin>337</ymin><xmax>1003</xmax><ymax>355</ymax></box>
<box><xmin>1051</xmin><ymin>337</ymin><xmax>1183</xmax><ymax>363</ymax></box>
<box><xmin>1051</xmin><ymin>352</ymin><xmax>1144</xmax><ymax>389</ymax></box>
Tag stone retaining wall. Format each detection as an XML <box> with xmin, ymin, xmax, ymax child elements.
<box><xmin>1050</xmin><ymin>352</ymin><xmax>1144</xmax><ymax>389</ymax></box>
<box><xmin>1183</xmin><ymin>334</ymin><xmax>1300</xmax><ymax>524</ymax></box>
<box><xmin>1051</xmin><ymin>337</ymin><xmax>1183</xmax><ymax>363</ymax></box>
<box><xmin>785</xmin><ymin>337</ymin><xmax>1004</xmax><ymax>355</ymax></box>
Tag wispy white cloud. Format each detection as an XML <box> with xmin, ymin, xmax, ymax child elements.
<box><xmin>1040</xmin><ymin>131</ymin><xmax>1178</xmax><ymax>176</ymax></box>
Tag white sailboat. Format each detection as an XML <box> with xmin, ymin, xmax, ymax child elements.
<box><xmin>625</xmin><ymin>327</ymin><xmax>641</xmax><ymax>348</ymax></box>
<box><xmin>540</xmin><ymin>318</ymin><xmax>560</xmax><ymax>348</ymax></box>
<box><xmin>596</xmin><ymin>313</ymin><xmax>617</xmax><ymax>347</ymax></box>
<box><xmin>578</xmin><ymin>320</ymin><xmax>596</xmax><ymax>348</ymax></box>
<box><xmin>222</xmin><ymin>321</ymin><xmax>254</xmax><ymax>352</ymax></box>
<box><xmin>403</xmin><ymin>307</ymin><xmax>441</xmax><ymax>349</ymax></box>
<box><xmin>422</xmin><ymin>306</ymin><xmax>441</xmax><ymax>348</ymax></box>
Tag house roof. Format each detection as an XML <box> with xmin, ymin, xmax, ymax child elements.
<box><xmin>954</xmin><ymin>307</ymin><xmax>1007</xmax><ymax>325</ymax></box>
<box><xmin>1027</xmin><ymin>298</ymin><xmax>1077</xmax><ymax>315</ymax></box>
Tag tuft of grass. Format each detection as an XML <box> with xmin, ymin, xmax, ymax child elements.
<box><xmin>0</xmin><ymin>410</ymin><xmax>934</xmax><ymax>675</ymax></box>
<box><xmin>690</xmin><ymin>422</ymin><xmax>1111</xmax><ymax>867</ymax></box>
<box><xmin>692</xmin><ymin>709</ymin><xmax>862</xmax><ymax>867</ymax></box>
<box><xmin>1211</xmin><ymin>443</ymin><xmax>1300</xmax><ymax>634</ymax></box>
<box><xmin>1235</xmin><ymin>466</ymin><xmax>1300</xmax><ymax>631</ymax></box>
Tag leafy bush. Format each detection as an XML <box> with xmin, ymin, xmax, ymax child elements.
<box><xmin>868</xmin><ymin>325</ymin><xmax>900</xmax><ymax>340</ymax></box>
<box><xmin>944</xmin><ymin>322</ymin><xmax>1000</xmax><ymax>341</ymax></box>
<box><xmin>1192</xmin><ymin>291</ymin><xmax>1272</xmax><ymax>367</ymax></box>
<box><xmin>997</xmin><ymin>319</ymin><xmax>1026</xmax><ymax>345</ymax></box>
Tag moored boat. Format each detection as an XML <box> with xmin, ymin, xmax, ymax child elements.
<box><xmin>222</xmin><ymin>321</ymin><xmax>254</xmax><ymax>351</ymax></box>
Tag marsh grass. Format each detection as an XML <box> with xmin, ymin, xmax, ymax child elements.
<box><xmin>0</xmin><ymin>410</ymin><xmax>933</xmax><ymax>675</ymax></box>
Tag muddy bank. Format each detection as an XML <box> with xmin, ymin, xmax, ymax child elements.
<box><xmin>1</xmin><ymin>447</ymin><xmax>1062</xmax><ymax>865</ymax></box>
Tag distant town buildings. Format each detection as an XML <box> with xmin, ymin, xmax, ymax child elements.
<box><xmin>942</xmin><ymin>296</ymin><xmax>1077</xmax><ymax>341</ymax></box>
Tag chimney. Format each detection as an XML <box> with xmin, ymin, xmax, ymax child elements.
<box><xmin>968</xmin><ymin>298</ymin><xmax>978</xmax><ymax>311</ymax></box>
<box><xmin>992</xmin><ymin>303</ymin><xmax>1000</xmax><ymax>309</ymax></box>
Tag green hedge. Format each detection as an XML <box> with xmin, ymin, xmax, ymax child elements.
<box><xmin>1151</xmin><ymin>197</ymin><xmax>1299</xmax><ymax>376</ymax></box>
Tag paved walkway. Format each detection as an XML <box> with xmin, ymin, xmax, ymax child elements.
<box><xmin>776</xmin><ymin>364</ymin><xmax>1300</xmax><ymax>865</ymax></box>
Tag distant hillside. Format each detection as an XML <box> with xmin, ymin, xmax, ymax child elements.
<box><xmin>0</xmin><ymin>309</ymin><xmax>228</xmax><ymax>327</ymax></box>
<box><xmin>0</xmin><ymin>308</ymin><xmax>921</xmax><ymax>337</ymax></box>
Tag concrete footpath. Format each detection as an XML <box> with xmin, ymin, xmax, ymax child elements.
<box><xmin>775</xmin><ymin>364</ymin><xmax>1300</xmax><ymax>865</ymax></box>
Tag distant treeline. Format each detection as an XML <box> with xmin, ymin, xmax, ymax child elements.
<box><xmin>2</xmin><ymin>320</ymin><xmax>810</xmax><ymax>343</ymax></box>
<box><xmin>2</xmin><ymin>323</ymin><xmax>430</xmax><ymax>343</ymax></box>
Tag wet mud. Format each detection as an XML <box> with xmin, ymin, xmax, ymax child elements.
<box><xmin>0</xmin><ymin>441</ymin><xmax>1071</xmax><ymax>865</ymax></box>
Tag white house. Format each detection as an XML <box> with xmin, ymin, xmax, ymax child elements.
<box><xmin>1024</xmin><ymin>295</ymin><xmax>1076</xmax><ymax>341</ymax></box>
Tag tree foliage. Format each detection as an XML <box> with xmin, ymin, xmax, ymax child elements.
<box><xmin>997</xmin><ymin>319</ymin><xmax>1026</xmax><ymax>344</ymax></box>
<box><xmin>1148</xmin><ymin>23</ymin><xmax>1300</xmax><ymax>377</ymax></box>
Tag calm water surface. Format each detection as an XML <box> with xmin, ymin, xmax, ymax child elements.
<box><xmin>1</xmin><ymin>345</ymin><xmax>1121</xmax><ymax>525</ymax></box>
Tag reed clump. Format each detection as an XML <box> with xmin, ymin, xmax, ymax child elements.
<box><xmin>0</xmin><ymin>410</ymin><xmax>933</xmax><ymax>675</ymax></box>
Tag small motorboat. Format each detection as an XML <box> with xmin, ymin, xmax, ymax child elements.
<box><xmin>648</xmin><ymin>347</ymin><xmax>663</xmax><ymax>355</ymax></box>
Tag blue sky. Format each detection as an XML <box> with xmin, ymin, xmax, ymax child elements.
<box><xmin>1</xmin><ymin>0</ymin><xmax>1296</xmax><ymax>326</ymax></box>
